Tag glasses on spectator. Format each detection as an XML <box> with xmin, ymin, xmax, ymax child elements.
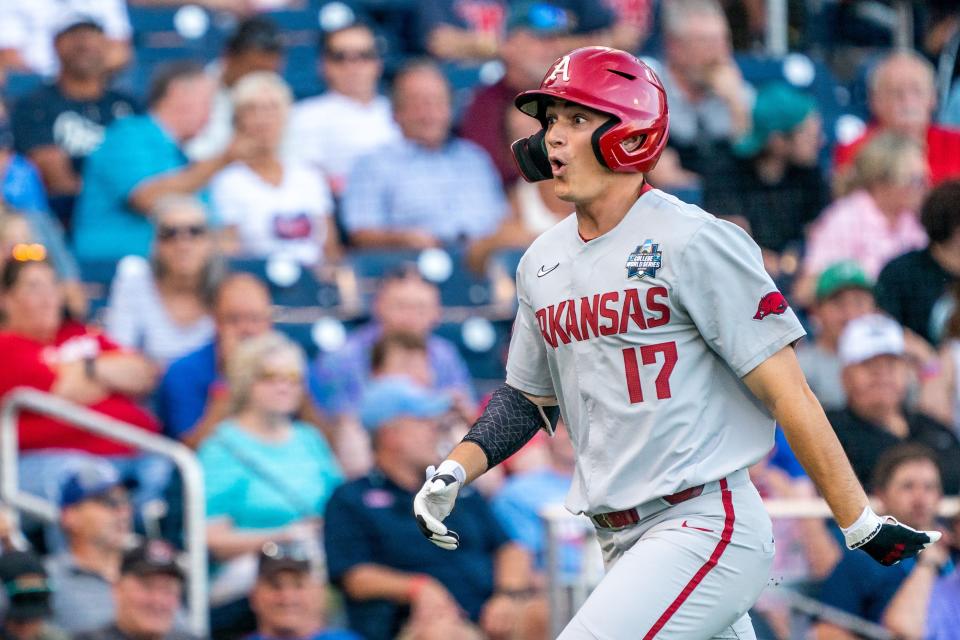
<box><xmin>257</xmin><ymin>368</ymin><xmax>303</xmax><ymax>385</ymax></box>
<box><xmin>326</xmin><ymin>48</ymin><xmax>378</xmax><ymax>63</ymax></box>
<box><xmin>10</xmin><ymin>244</ymin><xmax>47</xmax><ymax>262</ymax></box>
<box><xmin>92</xmin><ymin>491</ymin><xmax>130</xmax><ymax>510</ymax></box>
<box><xmin>157</xmin><ymin>225</ymin><xmax>207</xmax><ymax>242</ymax></box>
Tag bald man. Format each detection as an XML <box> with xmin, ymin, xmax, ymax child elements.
<box><xmin>835</xmin><ymin>51</ymin><xmax>960</xmax><ymax>185</ymax></box>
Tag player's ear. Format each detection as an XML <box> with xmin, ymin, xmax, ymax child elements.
<box><xmin>621</xmin><ymin>135</ymin><xmax>645</xmax><ymax>153</ymax></box>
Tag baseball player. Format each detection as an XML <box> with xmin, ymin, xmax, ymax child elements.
<box><xmin>413</xmin><ymin>47</ymin><xmax>940</xmax><ymax>639</ymax></box>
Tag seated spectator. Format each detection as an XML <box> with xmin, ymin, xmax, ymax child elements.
<box><xmin>341</xmin><ymin>60</ymin><xmax>507</xmax><ymax>249</ymax></box>
<box><xmin>647</xmin><ymin>0</ymin><xmax>752</xmax><ymax>186</ymax></box>
<box><xmin>827</xmin><ymin>314</ymin><xmax>960</xmax><ymax>494</ymax></box>
<box><xmin>796</xmin><ymin>262</ymin><xmax>876</xmax><ymax>411</ymax></box>
<box><xmin>705</xmin><ymin>82</ymin><xmax>827</xmax><ymax>271</ymax></box>
<box><xmin>876</xmin><ymin>180</ymin><xmax>960</xmax><ymax>345</ymax></box>
<box><xmin>815</xmin><ymin>444</ymin><xmax>947</xmax><ymax>637</ymax></box>
<box><xmin>0</xmin><ymin>257</ymin><xmax>165</xmax><ymax>509</ymax></box>
<box><xmin>460</xmin><ymin>3</ymin><xmax>570</xmax><ymax>187</ymax></box>
<box><xmin>104</xmin><ymin>196</ymin><xmax>218</xmax><ymax>367</ymax></box>
<box><xmin>187</xmin><ymin>16</ymin><xmax>283</xmax><ymax>161</ymax></box>
<box><xmin>0</xmin><ymin>6</ymin><xmax>130</xmax><ymax>77</ymax></box>
<box><xmin>211</xmin><ymin>72</ymin><xmax>340</xmax><ymax>266</ymax></box>
<box><xmin>0</xmin><ymin>116</ymin><xmax>51</xmax><ymax>216</ymax></box>
<box><xmin>604</xmin><ymin>0</ymin><xmax>656</xmax><ymax>52</ymax></box>
<box><xmin>835</xmin><ymin>51</ymin><xmax>960</xmax><ymax>187</ymax></box>
<box><xmin>419</xmin><ymin>0</ymin><xmax>614</xmax><ymax>62</ymax></box>
<box><xmin>286</xmin><ymin>21</ymin><xmax>401</xmax><ymax>195</ymax></box>
<box><xmin>199</xmin><ymin>333</ymin><xmax>342</xmax><ymax>610</ymax></box>
<box><xmin>72</xmin><ymin>61</ymin><xmax>254</xmax><ymax>261</ymax></box>
<box><xmin>796</xmin><ymin>132</ymin><xmax>929</xmax><ymax>305</ymax></box>
<box><xmin>158</xmin><ymin>273</ymin><xmax>272</xmax><ymax>445</ymax></box>
<box><xmin>248</xmin><ymin>543</ymin><xmax>361</xmax><ymax>640</ymax></box>
<box><xmin>11</xmin><ymin>16</ymin><xmax>137</xmax><ymax>229</ymax></box>
<box><xmin>46</xmin><ymin>467</ymin><xmax>131</xmax><ymax>634</ymax></box>
<box><xmin>312</xmin><ymin>268</ymin><xmax>475</xmax><ymax>416</ymax></box>
<box><xmin>920</xmin><ymin>568</ymin><xmax>960</xmax><ymax>639</ymax></box>
<box><xmin>0</xmin><ymin>551</ymin><xmax>65</xmax><ymax>640</ymax></box>
<box><xmin>75</xmin><ymin>540</ymin><xmax>200</xmax><ymax>640</ymax></box>
<box><xmin>324</xmin><ymin>378</ymin><xmax>540</xmax><ymax>640</ymax></box>
<box><xmin>925</xmin><ymin>284</ymin><xmax>960</xmax><ymax>431</ymax></box>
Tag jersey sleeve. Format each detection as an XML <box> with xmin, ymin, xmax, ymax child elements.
<box><xmin>504</xmin><ymin>259</ymin><xmax>555</xmax><ymax>397</ymax></box>
<box><xmin>677</xmin><ymin>219</ymin><xmax>806</xmax><ymax>378</ymax></box>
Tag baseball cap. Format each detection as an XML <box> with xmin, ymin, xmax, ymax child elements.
<box><xmin>838</xmin><ymin>314</ymin><xmax>905</xmax><ymax>367</ymax></box>
<box><xmin>0</xmin><ymin>551</ymin><xmax>53</xmax><ymax>621</ymax></box>
<box><xmin>54</xmin><ymin>14</ymin><xmax>104</xmax><ymax>40</ymax></box>
<box><xmin>257</xmin><ymin>541</ymin><xmax>311</xmax><ymax>579</ymax></box>
<box><xmin>59</xmin><ymin>464</ymin><xmax>130</xmax><ymax>509</ymax></box>
<box><xmin>733</xmin><ymin>82</ymin><xmax>817</xmax><ymax>158</ymax></box>
<box><xmin>506</xmin><ymin>2</ymin><xmax>573</xmax><ymax>35</ymax></box>
<box><xmin>359</xmin><ymin>377</ymin><xmax>452</xmax><ymax>432</ymax></box>
<box><xmin>815</xmin><ymin>261</ymin><xmax>874</xmax><ymax>302</ymax></box>
<box><xmin>121</xmin><ymin>540</ymin><xmax>185</xmax><ymax>581</ymax></box>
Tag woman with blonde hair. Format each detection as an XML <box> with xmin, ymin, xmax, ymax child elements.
<box><xmin>211</xmin><ymin>71</ymin><xmax>341</xmax><ymax>266</ymax></box>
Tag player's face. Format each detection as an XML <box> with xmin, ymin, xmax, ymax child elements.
<box><xmin>544</xmin><ymin>101</ymin><xmax>616</xmax><ymax>204</ymax></box>
<box><xmin>878</xmin><ymin>459</ymin><xmax>941</xmax><ymax>530</ymax></box>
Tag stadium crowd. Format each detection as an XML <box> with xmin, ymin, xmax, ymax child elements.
<box><xmin>0</xmin><ymin>0</ymin><xmax>959</xmax><ymax>638</ymax></box>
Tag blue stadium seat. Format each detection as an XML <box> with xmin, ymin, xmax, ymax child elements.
<box><xmin>434</xmin><ymin>318</ymin><xmax>511</xmax><ymax>384</ymax></box>
<box><xmin>267</xmin><ymin>8</ymin><xmax>325</xmax><ymax>99</ymax></box>
<box><xmin>228</xmin><ymin>257</ymin><xmax>340</xmax><ymax>308</ymax></box>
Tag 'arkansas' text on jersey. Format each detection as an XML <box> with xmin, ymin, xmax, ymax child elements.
<box><xmin>535</xmin><ymin>286</ymin><xmax>671</xmax><ymax>349</ymax></box>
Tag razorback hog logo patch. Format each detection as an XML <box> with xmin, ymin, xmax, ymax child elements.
<box><xmin>753</xmin><ymin>291</ymin><xmax>789</xmax><ymax>320</ymax></box>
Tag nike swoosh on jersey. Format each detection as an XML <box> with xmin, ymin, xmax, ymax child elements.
<box><xmin>537</xmin><ymin>263</ymin><xmax>560</xmax><ymax>277</ymax></box>
<box><xmin>681</xmin><ymin>520</ymin><xmax>714</xmax><ymax>533</ymax></box>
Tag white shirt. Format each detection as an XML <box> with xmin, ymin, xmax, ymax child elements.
<box><xmin>0</xmin><ymin>0</ymin><xmax>131</xmax><ymax>77</ymax></box>
<box><xmin>286</xmin><ymin>92</ymin><xmax>401</xmax><ymax>193</ymax></box>
<box><xmin>184</xmin><ymin>64</ymin><xmax>232</xmax><ymax>161</ymax></box>
<box><xmin>210</xmin><ymin>160</ymin><xmax>334</xmax><ymax>265</ymax></box>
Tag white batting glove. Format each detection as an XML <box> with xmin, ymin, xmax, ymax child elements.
<box><xmin>413</xmin><ymin>460</ymin><xmax>465</xmax><ymax>551</ymax></box>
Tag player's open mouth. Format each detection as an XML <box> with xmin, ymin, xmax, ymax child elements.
<box><xmin>550</xmin><ymin>157</ymin><xmax>568</xmax><ymax>176</ymax></box>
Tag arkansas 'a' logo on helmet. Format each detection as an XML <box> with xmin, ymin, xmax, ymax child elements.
<box><xmin>753</xmin><ymin>291</ymin><xmax>789</xmax><ymax>320</ymax></box>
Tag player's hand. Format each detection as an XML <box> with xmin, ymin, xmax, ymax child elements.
<box><xmin>413</xmin><ymin>463</ymin><xmax>464</xmax><ymax>550</ymax></box>
<box><xmin>844</xmin><ymin>507</ymin><xmax>941</xmax><ymax>566</ymax></box>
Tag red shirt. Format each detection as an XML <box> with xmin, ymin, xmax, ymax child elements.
<box><xmin>461</xmin><ymin>78</ymin><xmax>519</xmax><ymax>187</ymax></box>
<box><xmin>834</xmin><ymin>124</ymin><xmax>960</xmax><ymax>186</ymax></box>
<box><xmin>0</xmin><ymin>323</ymin><xmax>159</xmax><ymax>455</ymax></box>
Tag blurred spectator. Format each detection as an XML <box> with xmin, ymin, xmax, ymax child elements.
<box><xmin>648</xmin><ymin>0</ymin><xmax>752</xmax><ymax>186</ymax></box>
<box><xmin>922</xmin><ymin>570</ymin><xmax>960</xmax><ymax>640</ymax></box>
<box><xmin>341</xmin><ymin>60</ymin><xmax>507</xmax><ymax>248</ymax></box>
<box><xmin>815</xmin><ymin>444</ymin><xmax>947</xmax><ymax>638</ymax></box>
<box><xmin>46</xmin><ymin>467</ymin><xmax>131</xmax><ymax>634</ymax></box>
<box><xmin>286</xmin><ymin>22</ymin><xmax>401</xmax><ymax>196</ymax></box>
<box><xmin>211</xmin><ymin>72</ymin><xmax>340</xmax><ymax>265</ymax></box>
<box><xmin>796</xmin><ymin>262</ymin><xmax>876</xmax><ymax>411</ymax></box>
<box><xmin>925</xmin><ymin>282</ymin><xmax>960</xmax><ymax>432</ymax></box>
<box><xmin>705</xmin><ymin>82</ymin><xmax>827</xmax><ymax>270</ymax></box>
<box><xmin>158</xmin><ymin>273</ymin><xmax>272</xmax><ymax>444</ymax></box>
<box><xmin>324</xmin><ymin>378</ymin><xmax>540</xmax><ymax>640</ymax></box>
<box><xmin>186</xmin><ymin>16</ymin><xmax>283</xmax><ymax>161</ymax></box>
<box><xmin>419</xmin><ymin>0</ymin><xmax>613</xmax><ymax>62</ymax></box>
<box><xmin>199</xmin><ymin>333</ymin><xmax>341</xmax><ymax>611</ymax></box>
<box><xmin>795</xmin><ymin>132</ymin><xmax>929</xmax><ymax>305</ymax></box>
<box><xmin>459</xmin><ymin>3</ymin><xmax>569</xmax><ymax>186</ymax></box>
<box><xmin>827</xmin><ymin>314</ymin><xmax>960</xmax><ymax>495</ymax></box>
<box><xmin>104</xmin><ymin>196</ymin><xmax>218</xmax><ymax>367</ymax></box>
<box><xmin>10</xmin><ymin>17</ymin><xmax>137</xmax><ymax>229</ymax></box>
<box><xmin>0</xmin><ymin>551</ymin><xmax>66</xmax><ymax>640</ymax></box>
<box><xmin>835</xmin><ymin>51</ymin><xmax>960</xmax><ymax>187</ymax></box>
<box><xmin>466</xmin><ymin>106</ymin><xmax>572</xmax><ymax>272</ymax></box>
<box><xmin>72</xmin><ymin>61</ymin><xmax>253</xmax><ymax>261</ymax></box>
<box><xmin>0</xmin><ymin>117</ymin><xmax>51</xmax><ymax>216</ymax></box>
<box><xmin>312</xmin><ymin>268</ymin><xmax>474</xmax><ymax>416</ymax></box>
<box><xmin>74</xmin><ymin>540</ymin><xmax>199</xmax><ymax>640</ymax></box>
<box><xmin>0</xmin><ymin>5</ymin><xmax>130</xmax><ymax>77</ymax></box>
<box><xmin>0</xmin><ymin>258</ymin><xmax>165</xmax><ymax>509</ymax></box>
<box><xmin>876</xmin><ymin>180</ymin><xmax>960</xmax><ymax>346</ymax></box>
<box><xmin>604</xmin><ymin>0</ymin><xmax>656</xmax><ymax>52</ymax></box>
<box><xmin>248</xmin><ymin>543</ymin><xmax>360</xmax><ymax>640</ymax></box>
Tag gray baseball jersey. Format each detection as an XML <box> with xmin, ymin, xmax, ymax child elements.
<box><xmin>505</xmin><ymin>188</ymin><xmax>806</xmax><ymax>516</ymax></box>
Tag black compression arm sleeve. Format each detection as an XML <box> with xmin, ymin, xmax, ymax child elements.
<box><xmin>461</xmin><ymin>384</ymin><xmax>557</xmax><ymax>469</ymax></box>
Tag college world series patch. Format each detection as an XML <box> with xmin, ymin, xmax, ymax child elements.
<box><xmin>626</xmin><ymin>240</ymin><xmax>662</xmax><ymax>280</ymax></box>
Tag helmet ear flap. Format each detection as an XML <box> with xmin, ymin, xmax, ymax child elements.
<box><xmin>511</xmin><ymin>128</ymin><xmax>553</xmax><ymax>182</ymax></box>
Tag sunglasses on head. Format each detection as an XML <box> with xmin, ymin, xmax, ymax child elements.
<box><xmin>262</xmin><ymin>540</ymin><xmax>311</xmax><ymax>562</ymax></box>
<box><xmin>326</xmin><ymin>48</ymin><xmax>378</xmax><ymax>63</ymax></box>
<box><xmin>157</xmin><ymin>224</ymin><xmax>207</xmax><ymax>242</ymax></box>
<box><xmin>10</xmin><ymin>244</ymin><xmax>47</xmax><ymax>262</ymax></box>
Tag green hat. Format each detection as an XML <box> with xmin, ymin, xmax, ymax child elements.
<box><xmin>733</xmin><ymin>82</ymin><xmax>817</xmax><ymax>158</ymax></box>
<box><xmin>816</xmin><ymin>261</ymin><xmax>873</xmax><ymax>301</ymax></box>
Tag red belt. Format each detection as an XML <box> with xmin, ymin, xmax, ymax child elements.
<box><xmin>591</xmin><ymin>484</ymin><xmax>705</xmax><ymax>529</ymax></box>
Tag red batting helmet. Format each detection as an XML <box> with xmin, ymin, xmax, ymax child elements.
<box><xmin>511</xmin><ymin>47</ymin><xmax>669</xmax><ymax>180</ymax></box>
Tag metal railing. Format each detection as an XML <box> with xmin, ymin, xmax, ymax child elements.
<box><xmin>0</xmin><ymin>388</ymin><xmax>208</xmax><ymax>636</ymax></box>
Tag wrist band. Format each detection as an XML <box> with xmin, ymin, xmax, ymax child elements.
<box><xmin>436</xmin><ymin>460</ymin><xmax>466</xmax><ymax>485</ymax></box>
<box><xmin>841</xmin><ymin>506</ymin><xmax>883</xmax><ymax>550</ymax></box>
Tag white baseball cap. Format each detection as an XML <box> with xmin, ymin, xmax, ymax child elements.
<box><xmin>838</xmin><ymin>314</ymin><xmax>905</xmax><ymax>366</ymax></box>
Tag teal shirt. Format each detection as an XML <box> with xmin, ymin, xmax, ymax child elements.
<box><xmin>73</xmin><ymin>115</ymin><xmax>188</xmax><ymax>261</ymax></box>
<box><xmin>198</xmin><ymin>420</ymin><xmax>343</xmax><ymax>530</ymax></box>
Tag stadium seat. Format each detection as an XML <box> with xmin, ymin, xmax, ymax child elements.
<box><xmin>228</xmin><ymin>257</ymin><xmax>340</xmax><ymax>308</ymax></box>
<box><xmin>434</xmin><ymin>318</ymin><xmax>512</xmax><ymax>385</ymax></box>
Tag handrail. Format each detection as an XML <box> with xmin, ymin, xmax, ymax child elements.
<box><xmin>0</xmin><ymin>388</ymin><xmax>208</xmax><ymax>636</ymax></box>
